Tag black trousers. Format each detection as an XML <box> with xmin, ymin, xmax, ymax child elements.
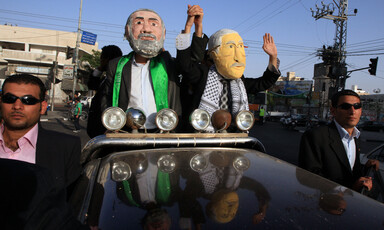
<box><xmin>73</xmin><ymin>115</ymin><xmax>80</xmax><ymax>130</ymax></box>
<box><xmin>259</xmin><ymin>115</ymin><xmax>264</xmax><ymax>125</ymax></box>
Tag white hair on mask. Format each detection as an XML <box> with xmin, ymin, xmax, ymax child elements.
<box><xmin>208</xmin><ymin>29</ymin><xmax>239</xmax><ymax>55</ymax></box>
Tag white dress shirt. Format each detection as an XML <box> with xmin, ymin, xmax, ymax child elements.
<box><xmin>334</xmin><ymin>120</ymin><xmax>360</xmax><ymax>170</ymax></box>
<box><xmin>128</xmin><ymin>56</ymin><xmax>157</xmax><ymax>129</ymax></box>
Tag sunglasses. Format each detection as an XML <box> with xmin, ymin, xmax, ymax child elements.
<box><xmin>1</xmin><ymin>93</ymin><xmax>42</xmax><ymax>105</ymax></box>
<box><xmin>337</xmin><ymin>103</ymin><xmax>362</xmax><ymax>110</ymax></box>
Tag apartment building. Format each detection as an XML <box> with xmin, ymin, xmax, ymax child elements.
<box><xmin>0</xmin><ymin>24</ymin><xmax>98</xmax><ymax>104</ymax></box>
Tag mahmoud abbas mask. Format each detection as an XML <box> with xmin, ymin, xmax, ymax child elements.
<box><xmin>125</xmin><ymin>9</ymin><xmax>165</xmax><ymax>59</ymax></box>
<box><xmin>209</xmin><ymin>30</ymin><xmax>246</xmax><ymax>79</ymax></box>
<box><xmin>206</xmin><ymin>189</ymin><xmax>239</xmax><ymax>223</ymax></box>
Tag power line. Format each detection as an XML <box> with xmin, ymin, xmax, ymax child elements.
<box><xmin>0</xmin><ymin>9</ymin><xmax>122</xmax><ymax>28</ymax></box>
<box><xmin>347</xmin><ymin>48</ymin><xmax>384</xmax><ymax>54</ymax></box>
<box><xmin>346</xmin><ymin>53</ymin><xmax>384</xmax><ymax>56</ymax></box>
<box><xmin>0</xmin><ymin>16</ymin><xmax>77</xmax><ymax>31</ymax></box>
<box><xmin>280</xmin><ymin>53</ymin><xmax>318</xmax><ymax>71</ymax></box>
<box><xmin>240</xmin><ymin>0</ymin><xmax>301</xmax><ymax>35</ymax></box>
<box><xmin>233</xmin><ymin>0</ymin><xmax>280</xmax><ymax>30</ymax></box>
<box><xmin>347</xmin><ymin>38</ymin><xmax>384</xmax><ymax>47</ymax></box>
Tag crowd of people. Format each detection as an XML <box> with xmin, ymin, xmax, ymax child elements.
<box><xmin>0</xmin><ymin>4</ymin><xmax>380</xmax><ymax>229</ymax></box>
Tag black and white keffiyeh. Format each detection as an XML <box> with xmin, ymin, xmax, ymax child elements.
<box><xmin>198</xmin><ymin>66</ymin><xmax>249</xmax><ymax>132</ymax></box>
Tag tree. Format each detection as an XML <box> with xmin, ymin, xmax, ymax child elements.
<box><xmin>77</xmin><ymin>49</ymin><xmax>101</xmax><ymax>82</ymax></box>
<box><xmin>80</xmin><ymin>49</ymin><xmax>101</xmax><ymax>71</ymax></box>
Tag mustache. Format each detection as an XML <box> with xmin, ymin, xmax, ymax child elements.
<box><xmin>231</xmin><ymin>63</ymin><xmax>245</xmax><ymax>67</ymax></box>
<box><xmin>138</xmin><ymin>33</ymin><xmax>157</xmax><ymax>40</ymax></box>
<box><xmin>10</xmin><ymin>111</ymin><xmax>25</xmax><ymax>116</ymax></box>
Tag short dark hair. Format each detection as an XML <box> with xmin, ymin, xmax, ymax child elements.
<box><xmin>101</xmin><ymin>45</ymin><xmax>122</xmax><ymax>60</ymax></box>
<box><xmin>2</xmin><ymin>74</ymin><xmax>46</xmax><ymax>100</ymax></box>
<box><xmin>331</xmin><ymin>90</ymin><xmax>360</xmax><ymax>108</ymax></box>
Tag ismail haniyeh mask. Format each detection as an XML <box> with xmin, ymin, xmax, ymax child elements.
<box><xmin>124</xmin><ymin>9</ymin><xmax>166</xmax><ymax>59</ymax></box>
<box><xmin>208</xmin><ymin>29</ymin><xmax>246</xmax><ymax>80</ymax></box>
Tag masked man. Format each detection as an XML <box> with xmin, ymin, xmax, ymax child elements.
<box><xmin>87</xmin><ymin>6</ymin><xmax>208</xmax><ymax>138</ymax></box>
<box><xmin>177</xmin><ymin>29</ymin><xmax>281</xmax><ymax>132</ymax></box>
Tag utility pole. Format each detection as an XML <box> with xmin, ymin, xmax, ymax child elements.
<box><xmin>51</xmin><ymin>60</ymin><xmax>58</xmax><ymax>111</ymax></box>
<box><xmin>72</xmin><ymin>0</ymin><xmax>83</xmax><ymax>100</ymax></box>
<box><xmin>311</xmin><ymin>0</ymin><xmax>357</xmax><ymax>91</ymax></box>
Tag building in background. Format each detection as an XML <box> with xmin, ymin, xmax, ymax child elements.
<box><xmin>0</xmin><ymin>24</ymin><xmax>98</xmax><ymax>105</ymax></box>
<box><xmin>351</xmin><ymin>85</ymin><xmax>369</xmax><ymax>95</ymax></box>
<box><xmin>267</xmin><ymin>72</ymin><xmax>314</xmax><ymax>115</ymax></box>
<box><xmin>355</xmin><ymin>86</ymin><xmax>384</xmax><ymax>122</ymax></box>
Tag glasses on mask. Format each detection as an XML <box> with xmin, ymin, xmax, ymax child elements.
<box><xmin>337</xmin><ymin>103</ymin><xmax>362</xmax><ymax>110</ymax></box>
<box><xmin>1</xmin><ymin>93</ymin><xmax>42</xmax><ymax>105</ymax></box>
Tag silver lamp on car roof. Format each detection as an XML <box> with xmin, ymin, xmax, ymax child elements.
<box><xmin>126</xmin><ymin>108</ymin><xmax>146</xmax><ymax>133</ymax></box>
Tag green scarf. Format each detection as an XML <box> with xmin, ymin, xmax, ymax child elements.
<box><xmin>112</xmin><ymin>51</ymin><xmax>169</xmax><ymax>111</ymax></box>
<box><xmin>115</xmin><ymin>53</ymin><xmax>171</xmax><ymax>205</ymax></box>
<box><xmin>155</xmin><ymin>170</ymin><xmax>171</xmax><ymax>203</ymax></box>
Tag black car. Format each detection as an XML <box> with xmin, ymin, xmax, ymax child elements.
<box><xmin>69</xmin><ymin>108</ymin><xmax>384</xmax><ymax>229</ymax></box>
<box><xmin>358</xmin><ymin>121</ymin><xmax>384</xmax><ymax>132</ymax></box>
<box><xmin>360</xmin><ymin>144</ymin><xmax>384</xmax><ymax>202</ymax></box>
<box><xmin>280</xmin><ymin>114</ymin><xmax>308</xmax><ymax>129</ymax></box>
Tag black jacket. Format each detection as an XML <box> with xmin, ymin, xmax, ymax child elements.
<box><xmin>36</xmin><ymin>124</ymin><xmax>82</xmax><ymax>194</ymax></box>
<box><xmin>0</xmin><ymin>159</ymin><xmax>87</xmax><ymax>230</ymax></box>
<box><xmin>298</xmin><ymin>121</ymin><xmax>364</xmax><ymax>189</ymax></box>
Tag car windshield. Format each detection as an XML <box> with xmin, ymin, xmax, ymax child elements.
<box><xmin>71</xmin><ymin>147</ymin><xmax>384</xmax><ymax>229</ymax></box>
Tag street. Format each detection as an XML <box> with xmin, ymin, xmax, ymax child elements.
<box><xmin>40</xmin><ymin>106</ymin><xmax>91</xmax><ymax>150</ymax></box>
<box><xmin>40</xmin><ymin>107</ymin><xmax>384</xmax><ymax>167</ymax></box>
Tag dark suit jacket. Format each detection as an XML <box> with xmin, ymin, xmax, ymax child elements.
<box><xmin>87</xmin><ymin>70</ymin><xmax>103</xmax><ymax>90</ymax></box>
<box><xmin>87</xmin><ymin>34</ymin><xmax>208</xmax><ymax>138</ymax></box>
<box><xmin>35</xmin><ymin>124</ymin><xmax>82</xmax><ymax>194</ymax></box>
<box><xmin>298</xmin><ymin>121</ymin><xmax>364</xmax><ymax>189</ymax></box>
<box><xmin>0</xmin><ymin>159</ymin><xmax>87</xmax><ymax>230</ymax></box>
<box><xmin>176</xmin><ymin>45</ymin><xmax>280</xmax><ymax>131</ymax></box>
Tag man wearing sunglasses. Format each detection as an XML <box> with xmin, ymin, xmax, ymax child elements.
<box><xmin>0</xmin><ymin>74</ymin><xmax>82</xmax><ymax>198</ymax></box>
<box><xmin>299</xmin><ymin>90</ymin><xmax>379</xmax><ymax>192</ymax></box>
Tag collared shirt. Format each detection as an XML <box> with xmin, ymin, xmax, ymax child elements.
<box><xmin>128</xmin><ymin>56</ymin><xmax>157</xmax><ymax>129</ymax></box>
<box><xmin>0</xmin><ymin>123</ymin><xmax>39</xmax><ymax>164</ymax></box>
<box><xmin>136</xmin><ymin>155</ymin><xmax>158</xmax><ymax>204</ymax></box>
<box><xmin>334</xmin><ymin>120</ymin><xmax>360</xmax><ymax>170</ymax></box>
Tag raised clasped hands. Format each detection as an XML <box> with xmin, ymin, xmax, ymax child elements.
<box><xmin>185</xmin><ymin>4</ymin><xmax>203</xmax><ymax>36</ymax></box>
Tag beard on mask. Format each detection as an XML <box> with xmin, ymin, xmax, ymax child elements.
<box><xmin>128</xmin><ymin>33</ymin><xmax>164</xmax><ymax>59</ymax></box>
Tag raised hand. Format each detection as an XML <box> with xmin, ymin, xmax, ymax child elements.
<box><xmin>185</xmin><ymin>5</ymin><xmax>204</xmax><ymax>37</ymax></box>
<box><xmin>262</xmin><ymin>33</ymin><xmax>277</xmax><ymax>58</ymax></box>
<box><xmin>262</xmin><ymin>33</ymin><xmax>278</xmax><ymax>70</ymax></box>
